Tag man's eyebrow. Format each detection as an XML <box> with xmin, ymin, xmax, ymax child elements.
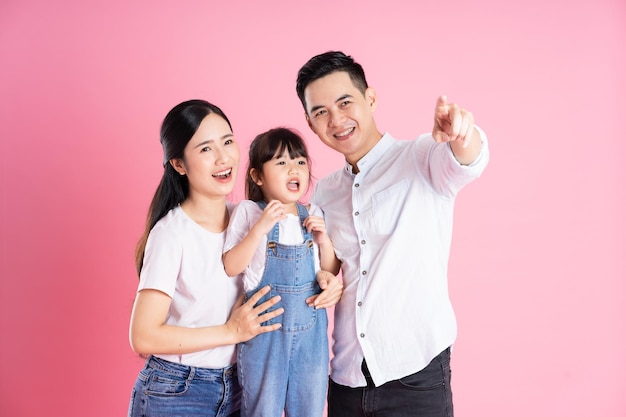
<box><xmin>309</xmin><ymin>104</ymin><xmax>325</xmax><ymax>114</ymax></box>
<box><xmin>336</xmin><ymin>94</ymin><xmax>353</xmax><ymax>102</ymax></box>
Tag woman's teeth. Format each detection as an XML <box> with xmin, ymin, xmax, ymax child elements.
<box><xmin>213</xmin><ymin>168</ymin><xmax>232</xmax><ymax>178</ymax></box>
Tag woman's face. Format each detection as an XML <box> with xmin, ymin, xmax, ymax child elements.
<box><xmin>171</xmin><ymin>113</ymin><xmax>240</xmax><ymax>199</ymax></box>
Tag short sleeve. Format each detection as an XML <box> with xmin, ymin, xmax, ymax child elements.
<box><xmin>138</xmin><ymin>223</ymin><xmax>183</xmax><ymax>298</ymax></box>
<box><xmin>224</xmin><ymin>201</ymin><xmax>256</xmax><ymax>253</ymax></box>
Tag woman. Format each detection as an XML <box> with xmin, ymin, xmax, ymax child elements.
<box><xmin>127</xmin><ymin>100</ymin><xmax>341</xmax><ymax>417</ymax></box>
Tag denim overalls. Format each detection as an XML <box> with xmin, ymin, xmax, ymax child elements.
<box><xmin>238</xmin><ymin>202</ymin><xmax>328</xmax><ymax>417</ymax></box>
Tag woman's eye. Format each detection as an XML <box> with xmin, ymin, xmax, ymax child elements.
<box><xmin>201</xmin><ymin>147</ymin><xmax>211</xmax><ymax>152</ymax></box>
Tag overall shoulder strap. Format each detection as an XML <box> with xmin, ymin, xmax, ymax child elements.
<box><xmin>296</xmin><ymin>203</ymin><xmax>313</xmax><ymax>241</ymax></box>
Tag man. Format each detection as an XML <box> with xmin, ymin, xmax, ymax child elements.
<box><xmin>296</xmin><ymin>51</ymin><xmax>489</xmax><ymax>416</ymax></box>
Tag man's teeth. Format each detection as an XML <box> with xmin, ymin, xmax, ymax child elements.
<box><xmin>213</xmin><ymin>169</ymin><xmax>232</xmax><ymax>178</ymax></box>
<box><xmin>334</xmin><ymin>127</ymin><xmax>354</xmax><ymax>138</ymax></box>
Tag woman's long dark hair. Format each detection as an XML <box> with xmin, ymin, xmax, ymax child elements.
<box><xmin>245</xmin><ymin>127</ymin><xmax>311</xmax><ymax>202</ymax></box>
<box><xmin>134</xmin><ymin>100</ymin><xmax>232</xmax><ymax>276</ymax></box>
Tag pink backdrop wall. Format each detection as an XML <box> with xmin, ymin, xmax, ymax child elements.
<box><xmin>1</xmin><ymin>0</ymin><xmax>624</xmax><ymax>415</ymax></box>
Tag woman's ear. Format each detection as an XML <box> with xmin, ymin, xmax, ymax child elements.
<box><xmin>169</xmin><ymin>158</ymin><xmax>187</xmax><ymax>176</ymax></box>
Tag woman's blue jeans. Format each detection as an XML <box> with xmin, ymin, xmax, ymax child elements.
<box><xmin>328</xmin><ymin>347</ymin><xmax>454</xmax><ymax>417</ymax></box>
<box><xmin>128</xmin><ymin>355</ymin><xmax>241</xmax><ymax>417</ymax></box>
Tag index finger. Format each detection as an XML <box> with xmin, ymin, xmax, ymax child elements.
<box><xmin>448</xmin><ymin>104</ymin><xmax>462</xmax><ymax>140</ymax></box>
<box><xmin>435</xmin><ymin>95</ymin><xmax>448</xmax><ymax>109</ymax></box>
<box><xmin>245</xmin><ymin>285</ymin><xmax>271</xmax><ymax>306</ymax></box>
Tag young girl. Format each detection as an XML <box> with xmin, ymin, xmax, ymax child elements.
<box><xmin>223</xmin><ymin>127</ymin><xmax>340</xmax><ymax>417</ymax></box>
<box><xmin>128</xmin><ymin>100</ymin><xmax>286</xmax><ymax>417</ymax></box>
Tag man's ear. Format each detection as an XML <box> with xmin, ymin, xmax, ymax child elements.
<box><xmin>366</xmin><ymin>87</ymin><xmax>378</xmax><ymax>112</ymax></box>
<box><xmin>169</xmin><ymin>158</ymin><xmax>186</xmax><ymax>176</ymax></box>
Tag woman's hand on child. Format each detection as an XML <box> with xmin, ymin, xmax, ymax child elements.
<box><xmin>226</xmin><ymin>285</ymin><xmax>283</xmax><ymax>343</ymax></box>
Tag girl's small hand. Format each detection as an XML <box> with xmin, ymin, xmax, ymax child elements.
<box><xmin>307</xmin><ymin>270</ymin><xmax>343</xmax><ymax>309</ymax></box>
<box><xmin>226</xmin><ymin>285</ymin><xmax>283</xmax><ymax>343</ymax></box>
<box><xmin>303</xmin><ymin>215</ymin><xmax>332</xmax><ymax>247</ymax></box>
<box><xmin>256</xmin><ymin>200</ymin><xmax>287</xmax><ymax>234</ymax></box>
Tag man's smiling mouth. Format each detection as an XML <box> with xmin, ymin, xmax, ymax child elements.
<box><xmin>334</xmin><ymin>127</ymin><xmax>355</xmax><ymax>139</ymax></box>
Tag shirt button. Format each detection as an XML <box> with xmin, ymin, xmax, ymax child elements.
<box><xmin>360</xmin><ymin>333</ymin><xmax>365</xmax><ymax>338</ymax></box>
<box><xmin>355</xmin><ymin>183</ymin><xmax>360</xmax><ymax>188</ymax></box>
<box><xmin>358</xmin><ymin>301</ymin><xmax>363</xmax><ymax>307</ymax></box>
<box><xmin>360</xmin><ymin>240</ymin><xmax>366</xmax><ymax>245</ymax></box>
<box><xmin>354</xmin><ymin>211</ymin><xmax>360</xmax><ymax>216</ymax></box>
<box><xmin>362</xmin><ymin>270</ymin><xmax>367</xmax><ymax>275</ymax></box>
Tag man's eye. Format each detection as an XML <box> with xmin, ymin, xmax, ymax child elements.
<box><xmin>314</xmin><ymin>110</ymin><xmax>326</xmax><ymax>118</ymax></box>
<box><xmin>225</xmin><ymin>139</ymin><xmax>233</xmax><ymax>145</ymax></box>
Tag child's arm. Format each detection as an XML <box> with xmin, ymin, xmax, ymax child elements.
<box><xmin>223</xmin><ymin>200</ymin><xmax>287</xmax><ymax>276</ymax></box>
<box><xmin>303</xmin><ymin>215</ymin><xmax>340</xmax><ymax>275</ymax></box>
<box><xmin>318</xmin><ymin>239</ymin><xmax>340</xmax><ymax>275</ymax></box>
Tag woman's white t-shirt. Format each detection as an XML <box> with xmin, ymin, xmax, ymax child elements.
<box><xmin>137</xmin><ymin>203</ymin><xmax>242</xmax><ymax>368</ymax></box>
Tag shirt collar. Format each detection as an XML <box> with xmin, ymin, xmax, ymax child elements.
<box><xmin>343</xmin><ymin>132</ymin><xmax>394</xmax><ymax>175</ymax></box>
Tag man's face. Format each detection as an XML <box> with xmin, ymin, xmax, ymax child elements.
<box><xmin>304</xmin><ymin>71</ymin><xmax>380</xmax><ymax>166</ymax></box>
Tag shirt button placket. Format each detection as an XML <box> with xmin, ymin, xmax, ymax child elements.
<box><xmin>353</xmin><ymin>177</ymin><xmax>369</xmax><ymax>351</ymax></box>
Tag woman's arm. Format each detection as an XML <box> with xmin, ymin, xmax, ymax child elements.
<box><xmin>129</xmin><ymin>285</ymin><xmax>283</xmax><ymax>356</ymax></box>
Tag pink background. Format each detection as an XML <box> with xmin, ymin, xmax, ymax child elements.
<box><xmin>1</xmin><ymin>0</ymin><xmax>625</xmax><ymax>415</ymax></box>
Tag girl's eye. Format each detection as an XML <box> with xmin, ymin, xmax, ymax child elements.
<box><xmin>277</xmin><ymin>161</ymin><xmax>286</xmax><ymax>165</ymax></box>
<box><xmin>298</xmin><ymin>160</ymin><xmax>307</xmax><ymax>165</ymax></box>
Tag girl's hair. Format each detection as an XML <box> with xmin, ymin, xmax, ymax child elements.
<box><xmin>134</xmin><ymin>99</ymin><xmax>233</xmax><ymax>276</ymax></box>
<box><xmin>246</xmin><ymin>127</ymin><xmax>311</xmax><ymax>202</ymax></box>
